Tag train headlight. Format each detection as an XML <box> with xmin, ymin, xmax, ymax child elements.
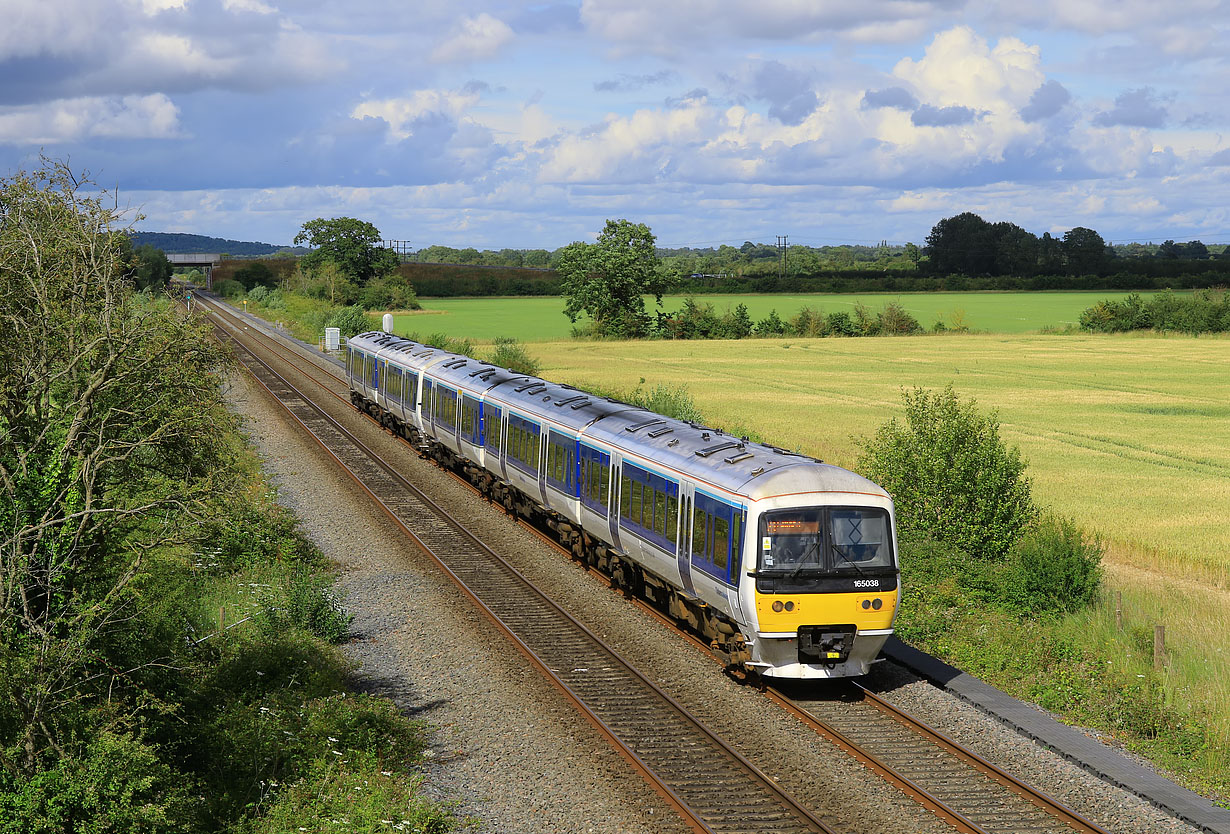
<box><xmin>772</xmin><ymin>600</ymin><xmax>784</xmax><ymax>613</ymax></box>
<box><xmin>872</xmin><ymin>598</ymin><xmax>883</xmax><ymax>610</ymax></box>
<box><xmin>861</xmin><ymin>599</ymin><xmax>871</xmax><ymax>610</ymax></box>
<box><xmin>784</xmin><ymin>601</ymin><xmax>794</xmax><ymax>612</ymax></box>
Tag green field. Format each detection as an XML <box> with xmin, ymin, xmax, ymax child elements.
<box><xmin>395</xmin><ymin>291</ymin><xmax>1183</xmax><ymax>342</ymax></box>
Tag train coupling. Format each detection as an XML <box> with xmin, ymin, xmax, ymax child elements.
<box><xmin>797</xmin><ymin>625</ymin><xmax>856</xmax><ymax>665</ymax></box>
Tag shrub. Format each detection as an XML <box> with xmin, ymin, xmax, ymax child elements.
<box><xmin>234</xmin><ymin>262</ymin><xmax>277</xmax><ymax>290</ymax></box>
<box><xmin>215</xmin><ymin>278</ymin><xmax>245</xmax><ymax>298</ymax></box>
<box><xmin>487</xmin><ymin>337</ymin><xmax>540</xmax><ymax>375</ymax></box>
<box><xmin>826</xmin><ymin>310</ymin><xmax>858</xmax><ymax>336</ymax></box>
<box><xmin>1001</xmin><ymin>515</ymin><xmax>1103</xmax><ymax>616</ymax></box>
<box><xmin>877</xmin><ymin>300</ymin><xmax>924</xmax><ymax>335</ymax></box>
<box><xmin>754</xmin><ymin>309</ymin><xmax>786</xmax><ymax>336</ymax></box>
<box><xmin>859</xmin><ymin>386</ymin><xmax>1036</xmax><ymax>561</ymax></box>
<box><xmin>325</xmin><ymin>304</ymin><xmax>377</xmax><ymax>338</ymax></box>
<box><xmin>0</xmin><ymin>731</ymin><xmax>190</xmax><ymax>834</ymax></box>
<box><xmin>281</xmin><ymin>568</ymin><xmax>352</xmax><ymax>643</ymax></box>
<box><xmin>357</xmin><ymin>276</ymin><xmax>421</xmax><ymax>311</ymax></box>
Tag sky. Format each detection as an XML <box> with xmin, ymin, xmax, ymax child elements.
<box><xmin>3</xmin><ymin>1</ymin><xmax>1229</xmax><ymax>250</ymax></box>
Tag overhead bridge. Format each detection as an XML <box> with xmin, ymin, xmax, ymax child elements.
<box><xmin>167</xmin><ymin>254</ymin><xmax>222</xmax><ymax>290</ymax></box>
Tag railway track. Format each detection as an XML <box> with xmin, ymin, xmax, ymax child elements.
<box><xmin>197</xmin><ymin>293</ymin><xmax>1114</xmax><ymax>834</ymax></box>
<box><xmin>204</xmin><ymin>298</ymin><xmax>837</xmax><ymax>834</ymax></box>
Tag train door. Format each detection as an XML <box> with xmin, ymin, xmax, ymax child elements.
<box><xmin>677</xmin><ymin>483</ymin><xmax>697</xmax><ymax>596</ymax></box>
<box><xmin>607</xmin><ymin>455</ymin><xmax>622</xmax><ymax>550</ymax></box>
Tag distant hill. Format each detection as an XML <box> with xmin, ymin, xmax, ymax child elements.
<box><xmin>129</xmin><ymin>232</ymin><xmax>306</xmax><ymax>257</ymax></box>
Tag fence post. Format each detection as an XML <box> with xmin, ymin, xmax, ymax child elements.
<box><xmin>1154</xmin><ymin>624</ymin><xmax>1166</xmax><ymax>671</ymax></box>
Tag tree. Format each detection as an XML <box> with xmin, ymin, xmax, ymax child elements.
<box><xmin>991</xmin><ymin>222</ymin><xmax>1039</xmax><ymax>276</ymax></box>
<box><xmin>1062</xmin><ymin>226</ymin><xmax>1109</xmax><ymax>274</ymax></box>
<box><xmin>923</xmin><ymin>212</ymin><xmax>996</xmax><ymax>275</ymax></box>
<box><xmin>131</xmin><ymin>244</ymin><xmax>172</xmax><ymax>291</ymax></box>
<box><xmin>1</xmin><ymin>160</ymin><xmax>233</xmax><ymax>773</ymax></box>
<box><xmin>1181</xmin><ymin>240</ymin><xmax>1209</xmax><ymax>260</ymax></box>
<box><xmin>293</xmin><ymin>217</ymin><xmax>398</xmax><ymax>285</ymax></box>
<box><xmin>558</xmin><ymin>219</ymin><xmax>674</xmax><ymax>338</ymax></box>
<box><xmin>1156</xmin><ymin>240</ymin><xmax>1181</xmax><ymax>259</ymax></box>
<box><xmin>858</xmin><ymin>386</ymin><xmax>1036</xmax><ymax>561</ymax></box>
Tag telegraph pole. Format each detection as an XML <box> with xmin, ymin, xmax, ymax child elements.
<box><xmin>776</xmin><ymin>235</ymin><xmax>788</xmax><ymax>280</ymax></box>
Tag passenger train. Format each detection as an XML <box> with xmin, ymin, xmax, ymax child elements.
<box><xmin>346</xmin><ymin>330</ymin><xmax>900</xmax><ymax>679</ymax></box>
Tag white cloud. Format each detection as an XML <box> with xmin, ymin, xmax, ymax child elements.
<box><xmin>429</xmin><ymin>13</ymin><xmax>514</xmax><ymax>63</ymax></box>
<box><xmin>0</xmin><ymin>94</ymin><xmax>182</xmax><ymax>144</ymax></box>
<box><xmin>0</xmin><ymin>0</ymin><xmax>109</xmax><ymax>59</ymax></box>
<box><xmin>351</xmin><ymin>89</ymin><xmax>482</xmax><ymax>141</ymax></box>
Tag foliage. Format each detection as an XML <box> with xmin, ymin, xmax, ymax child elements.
<box><xmin>0</xmin><ymin>162</ymin><xmax>449</xmax><ymax>834</ymax></box>
<box><xmin>0</xmin><ymin>730</ymin><xmax>191</xmax><ymax>834</ymax></box>
<box><xmin>558</xmin><ymin>219</ymin><xmax>676</xmax><ymax>337</ymax></box>
<box><xmin>325</xmin><ymin>304</ymin><xmax>377</xmax><ymax>338</ymax></box>
<box><xmin>1079</xmin><ymin>290</ymin><xmax>1230</xmax><ymax>334</ymax></box>
<box><xmin>486</xmin><ymin>337</ymin><xmax>540</xmax><ymax>376</ymax></box>
<box><xmin>407</xmin><ymin>331</ymin><xmax>475</xmax><ymax>357</ymax></box>
<box><xmin>357</xmin><ymin>275</ymin><xmax>420</xmax><ymax>311</ymax></box>
<box><xmin>294</xmin><ymin>217</ymin><xmax>399</xmax><ymax>286</ymax></box>
<box><xmin>233</xmin><ymin>262</ymin><xmax>277</xmax><ymax>290</ymax></box>
<box><xmin>131</xmin><ymin>243</ymin><xmax>173</xmax><ymax>291</ymax></box>
<box><xmin>0</xmin><ymin>159</ymin><xmax>236</xmax><ymax>776</ymax></box>
<box><xmin>858</xmin><ymin>386</ymin><xmax>1036</xmax><ymax>561</ymax></box>
<box><xmin>215</xmin><ymin>277</ymin><xmax>246</xmax><ymax>298</ymax></box>
<box><xmin>1001</xmin><ymin>516</ymin><xmax>1103</xmax><ymax>616</ymax></box>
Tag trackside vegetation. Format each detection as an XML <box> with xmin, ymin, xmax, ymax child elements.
<box><xmin>0</xmin><ymin>162</ymin><xmax>451</xmax><ymax>833</ymax></box>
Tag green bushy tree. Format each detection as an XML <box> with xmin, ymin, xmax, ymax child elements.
<box><xmin>859</xmin><ymin>386</ymin><xmax>1037</xmax><ymax>561</ymax></box>
<box><xmin>558</xmin><ymin>219</ymin><xmax>674</xmax><ymax>338</ymax></box>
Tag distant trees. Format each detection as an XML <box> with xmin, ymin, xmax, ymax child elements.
<box><xmin>922</xmin><ymin>213</ymin><xmax>1113</xmax><ymax>277</ymax></box>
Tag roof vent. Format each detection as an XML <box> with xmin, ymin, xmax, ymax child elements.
<box><xmin>696</xmin><ymin>440</ymin><xmax>740</xmax><ymax>458</ymax></box>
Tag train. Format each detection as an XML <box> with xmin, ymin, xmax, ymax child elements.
<box><xmin>345</xmin><ymin>330</ymin><xmax>900</xmax><ymax>679</ymax></box>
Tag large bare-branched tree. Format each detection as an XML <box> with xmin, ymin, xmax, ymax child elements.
<box><xmin>0</xmin><ymin>160</ymin><xmax>234</xmax><ymax>772</ymax></box>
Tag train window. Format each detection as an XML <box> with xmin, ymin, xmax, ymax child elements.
<box><xmin>666</xmin><ymin>494</ymin><xmax>678</xmax><ymax>542</ymax></box>
<box><xmin>629</xmin><ymin>480</ymin><xmax>642</xmax><ymax>525</ymax></box>
<box><xmin>654</xmin><ymin>490</ymin><xmax>667</xmax><ymax>537</ymax></box>
<box><xmin>712</xmin><ymin>516</ymin><xmax>730</xmax><ymax>571</ymax></box>
<box><xmin>730</xmin><ymin>513</ymin><xmax>743</xmax><ymax>577</ymax></box>
<box><xmin>692</xmin><ymin>506</ymin><xmax>707</xmax><ymax>560</ymax></box>
<box><xmin>507</xmin><ymin>415</ymin><xmax>540</xmax><ymax>475</ymax></box>
<box><xmin>378</xmin><ymin>361</ymin><xmax>386</xmax><ymax>393</ymax></box>
<box><xmin>620</xmin><ymin>473</ymin><xmax>631</xmax><ymax>519</ymax></box>
<box><xmin>484</xmin><ymin>405</ymin><xmax>502</xmax><ymax>452</ymax></box>
<box><xmin>364</xmin><ymin>355</ymin><xmax>373</xmax><ymax>388</ymax></box>
<box><xmin>461</xmin><ymin>398</ymin><xmax>478</xmax><ymax>440</ymax></box>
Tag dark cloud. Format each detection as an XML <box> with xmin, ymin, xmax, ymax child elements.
<box><xmin>1020</xmin><ymin>80</ymin><xmax>1071</xmax><ymax>122</ymax></box>
<box><xmin>1206</xmin><ymin>148</ymin><xmax>1230</xmax><ymax>166</ymax></box>
<box><xmin>593</xmin><ymin>70</ymin><xmax>677</xmax><ymax>93</ymax></box>
<box><xmin>1093</xmin><ymin>87</ymin><xmax>1168</xmax><ymax>128</ymax></box>
<box><xmin>911</xmin><ymin>104</ymin><xmax>978</xmax><ymax>127</ymax></box>
<box><xmin>462</xmin><ymin>80</ymin><xmax>490</xmax><ymax>94</ymax></box>
<box><xmin>861</xmin><ymin>87</ymin><xmax>917</xmax><ymax>111</ymax></box>
<box><xmin>752</xmin><ymin>61</ymin><xmax>817</xmax><ymax>125</ymax></box>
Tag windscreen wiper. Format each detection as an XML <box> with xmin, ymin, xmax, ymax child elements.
<box><xmin>830</xmin><ymin>544</ymin><xmax>869</xmax><ymax>577</ymax></box>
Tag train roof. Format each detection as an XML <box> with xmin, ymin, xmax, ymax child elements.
<box><xmin>347</xmin><ymin>331</ymin><xmax>890</xmax><ymax>503</ymax></box>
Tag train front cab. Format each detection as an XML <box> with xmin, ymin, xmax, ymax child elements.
<box><xmin>742</xmin><ymin>496</ymin><xmax>900</xmax><ymax>679</ymax></box>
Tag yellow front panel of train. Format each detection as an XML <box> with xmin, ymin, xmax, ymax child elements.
<box><xmin>754</xmin><ymin>591</ymin><xmax>897</xmax><ymax>633</ymax></box>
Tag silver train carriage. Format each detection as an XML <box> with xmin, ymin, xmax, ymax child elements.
<box><xmin>346</xmin><ymin>331</ymin><xmax>900</xmax><ymax>679</ymax></box>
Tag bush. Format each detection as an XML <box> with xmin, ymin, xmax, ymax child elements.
<box><xmin>325</xmin><ymin>304</ymin><xmax>377</xmax><ymax>338</ymax></box>
<box><xmin>234</xmin><ymin>262</ymin><xmax>277</xmax><ymax>290</ymax></box>
<box><xmin>859</xmin><ymin>386</ymin><xmax>1036</xmax><ymax>561</ymax></box>
<box><xmin>357</xmin><ymin>276</ymin><xmax>421</xmax><ymax>311</ymax></box>
<box><xmin>215</xmin><ymin>278</ymin><xmax>245</xmax><ymax>298</ymax></box>
<box><xmin>487</xmin><ymin>337</ymin><xmax>540</xmax><ymax>375</ymax></box>
<box><xmin>0</xmin><ymin>731</ymin><xmax>190</xmax><ymax>834</ymax></box>
<box><xmin>280</xmin><ymin>568</ymin><xmax>352</xmax><ymax>643</ymax></box>
<box><xmin>1002</xmin><ymin>515</ymin><xmax>1103</xmax><ymax>616</ymax></box>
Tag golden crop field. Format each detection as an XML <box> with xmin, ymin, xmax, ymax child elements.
<box><xmin>536</xmin><ymin>332</ymin><xmax>1230</xmax><ymax>582</ymax></box>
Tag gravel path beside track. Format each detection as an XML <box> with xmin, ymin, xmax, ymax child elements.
<box><xmin>224</xmin><ymin>349</ymin><xmax>1208</xmax><ymax>834</ymax></box>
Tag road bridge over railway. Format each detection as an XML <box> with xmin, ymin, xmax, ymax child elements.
<box><xmin>167</xmin><ymin>253</ymin><xmax>222</xmax><ymax>290</ymax></box>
